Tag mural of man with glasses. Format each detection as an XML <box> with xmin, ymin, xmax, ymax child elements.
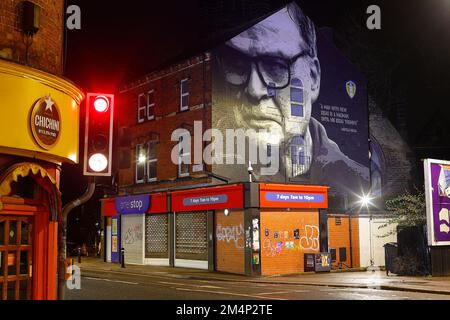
<box><xmin>212</xmin><ymin>3</ymin><xmax>369</xmax><ymax>196</ymax></box>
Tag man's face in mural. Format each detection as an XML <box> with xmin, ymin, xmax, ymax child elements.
<box><xmin>216</xmin><ymin>9</ymin><xmax>320</xmax><ymax>175</ymax></box>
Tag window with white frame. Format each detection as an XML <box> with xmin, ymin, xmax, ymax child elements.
<box><xmin>135</xmin><ymin>144</ymin><xmax>146</xmax><ymax>183</ymax></box>
<box><xmin>147</xmin><ymin>141</ymin><xmax>157</xmax><ymax>181</ymax></box>
<box><xmin>290</xmin><ymin>78</ymin><xmax>304</xmax><ymax>117</ymax></box>
<box><xmin>178</xmin><ymin>133</ymin><xmax>190</xmax><ymax>177</ymax></box>
<box><xmin>147</xmin><ymin>90</ymin><xmax>155</xmax><ymax>121</ymax></box>
<box><xmin>135</xmin><ymin>141</ymin><xmax>158</xmax><ymax>183</ymax></box>
<box><xmin>137</xmin><ymin>93</ymin><xmax>147</xmax><ymax>123</ymax></box>
<box><xmin>180</xmin><ymin>79</ymin><xmax>189</xmax><ymax>111</ymax></box>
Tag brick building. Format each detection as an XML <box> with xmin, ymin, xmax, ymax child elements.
<box><xmin>98</xmin><ymin>2</ymin><xmax>367</xmax><ymax>275</ymax></box>
<box><xmin>0</xmin><ymin>1</ymin><xmax>83</xmax><ymax>299</ymax></box>
<box><xmin>99</xmin><ymin>3</ymin><xmax>377</xmax><ymax>276</ymax></box>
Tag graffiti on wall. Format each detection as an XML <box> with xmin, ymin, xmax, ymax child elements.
<box><xmin>124</xmin><ymin>224</ymin><xmax>143</xmax><ymax>245</ymax></box>
<box><xmin>216</xmin><ymin>223</ymin><xmax>245</xmax><ymax>249</ymax></box>
<box><xmin>263</xmin><ymin>225</ymin><xmax>319</xmax><ymax>257</ymax></box>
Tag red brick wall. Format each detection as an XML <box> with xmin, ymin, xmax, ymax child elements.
<box><xmin>328</xmin><ymin>215</ymin><xmax>360</xmax><ymax>268</ymax></box>
<box><xmin>117</xmin><ymin>55</ymin><xmax>212</xmax><ymax>194</ymax></box>
<box><xmin>215</xmin><ymin>210</ymin><xmax>245</xmax><ymax>275</ymax></box>
<box><xmin>260</xmin><ymin>209</ymin><xmax>319</xmax><ymax>276</ymax></box>
<box><xmin>0</xmin><ymin>0</ymin><xmax>64</xmax><ymax>75</ymax></box>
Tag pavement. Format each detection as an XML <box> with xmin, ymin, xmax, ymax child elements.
<box><xmin>73</xmin><ymin>256</ymin><xmax>450</xmax><ymax>296</ymax></box>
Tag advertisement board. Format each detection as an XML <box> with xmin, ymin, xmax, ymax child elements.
<box><xmin>424</xmin><ymin>159</ymin><xmax>450</xmax><ymax>246</ymax></box>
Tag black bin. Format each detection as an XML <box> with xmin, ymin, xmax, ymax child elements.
<box><xmin>384</xmin><ymin>242</ymin><xmax>398</xmax><ymax>276</ymax></box>
<box><xmin>304</xmin><ymin>253</ymin><xmax>315</xmax><ymax>272</ymax></box>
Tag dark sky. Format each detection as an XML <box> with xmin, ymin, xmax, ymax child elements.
<box><xmin>65</xmin><ymin>0</ymin><xmax>204</xmax><ymax>91</ymax></box>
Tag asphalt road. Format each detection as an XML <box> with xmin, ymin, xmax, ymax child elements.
<box><xmin>65</xmin><ymin>270</ymin><xmax>450</xmax><ymax>301</ymax></box>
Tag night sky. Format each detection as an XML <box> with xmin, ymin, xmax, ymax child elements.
<box><xmin>61</xmin><ymin>0</ymin><xmax>450</xmax><ymax>247</ymax></box>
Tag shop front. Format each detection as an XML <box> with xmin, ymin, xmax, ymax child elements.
<box><xmin>101</xmin><ymin>183</ymin><xmax>329</xmax><ymax>276</ymax></box>
<box><xmin>0</xmin><ymin>59</ymin><xmax>83</xmax><ymax>300</ymax></box>
<box><xmin>171</xmin><ymin>184</ymin><xmax>245</xmax><ymax>270</ymax></box>
<box><xmin>258</xmin><ymin>184</ymin><xmax>329</xmax><ymax>276</ymax></box>
<box><xmin>101</xmin><ymin>192</ymin><xmax>168</xmax><ymax>266</ymax></box>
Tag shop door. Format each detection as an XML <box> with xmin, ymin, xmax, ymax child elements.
<box><xmin>145</xmin><ymin>214</ymin><xmax>169</xmax><ymax>265</ymax></box>
<box><xmin>174</xmin><ymin>212</ymin><xmax>208</xmax><ymax>269</ymax></box>
<box><xmin>121</xmin><ymin>214</ymin><xmax>145</xmax><ymax>265</ymax></box>
<box><xmin>0</xmin><ymin>216</ymin><xmax>33</xmax><ymax>300</ymax></box>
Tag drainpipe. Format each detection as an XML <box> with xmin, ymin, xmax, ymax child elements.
<box><xmin>58</xmin><ymin>176</ymin><xmax>96</xmax><ymax>300</ymax></box>
<box><xmin>349</xmin><ymin>215</ymin><xmax>353</xmax><ymax>268</ymax></box>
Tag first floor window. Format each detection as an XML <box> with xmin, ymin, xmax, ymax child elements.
<box><xmin>147</xmin><ymin>141</ymin><xmax>157</xmax><ymax>181</ymax></box>
<box><xmin>135</xmin><ymin>141</ymin><xmax>158</xmax><ymax>183</ymax></box>
<box><xmin>136</xmin><ymin>144</ymin><xmax>146</xmax><ymax>183</ymax></box>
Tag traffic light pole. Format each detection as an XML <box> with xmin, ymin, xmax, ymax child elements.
<box><xmin>58</xmin><ymin>176</ymin><xmax>96</xmax><ymax>300</ymax></box>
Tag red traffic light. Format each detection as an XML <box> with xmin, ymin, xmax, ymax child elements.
<box><xmin>84</xmin><ymin>92</ymin><xmax>114</xmax><ymax>176</ymax></box>
<box><xmin>94</xmin><ymin>95</ymin><xmax>109</xmax><ymax>112</ymax></box>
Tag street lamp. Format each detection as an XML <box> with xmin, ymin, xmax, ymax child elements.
<box><xmin>359</xmin><ymin>193</ymin><xmax>373</xmax><ymax>208</ymax></box>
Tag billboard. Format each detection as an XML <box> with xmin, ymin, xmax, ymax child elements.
<box><xmin>211</xmin><ymin>3</ymin><xmax>369</xmax><ymax>210</ymax></box>
<box><xmin>424</xmin><ymin>159</ymin><xmax>450</xmax><ymax>246</ymax></box>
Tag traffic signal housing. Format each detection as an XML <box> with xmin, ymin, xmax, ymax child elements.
<box><xmin>83</xmin><ymin>93</ymin><xmax>114</xmax><ymax>176</ymax></box>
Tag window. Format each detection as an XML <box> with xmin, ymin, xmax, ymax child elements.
<box><xmin>330</xmin><ymin>248</ymin><xmax>337</xmax><ymax>262</ymax></box>
<box><xmin>135</xmin><ymin>142</ymin><xmax>158</xmax><ymax>183</ymax></box>
<box><xmin>135</xmin><ymin>144</ymin><xmax>146</xmax><ymax>183</ymax></box>
<box><xmin>339</xmin><ymin>247</ymin><xmax>347</xmax><ymax>262</ymax></box>
<box><xmin>137</xmin><ymin>90</ymin><xmax>155</xmax><ymax>123</ymax></box>
<box><xmin>147</xmin><ymin>90</ymin><xmax>155</xmax><ymax>121</ymax></box>
<box><xmin>137</xmin><ymin>94</ymin><xmax>146</xmax><ymax>123</ymax></box>
<box><xmin>178</xmin><ymin>133</ymin><xmax>190</xmax><ymax>177</ymax></box>
<box><xmin>180</xmin><ymin>79</ymin><xmax>189</xmax><ymax>111</ymax></box>
<box><xmin>290</xmin><ymin>135</ymin><xmax>310</xmax><ymax>176</ymax></box>
<box><xmin>147</xmin><ymin>141</ymin><xmax>157</xmax><ymax>182</ymax></box>
<box><xmin>290</xmin><ymin>78</ymin><xmax>304</xmax><ymax>117</ymax></box>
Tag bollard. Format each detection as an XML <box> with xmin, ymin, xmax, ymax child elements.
<box><xmin>77</xmin><ymin>247</ymin><xmax>82</xmax><ymax>264</ymax></box>
<box><xmin>121</xmin><ymin>247</ymin><xmax>125</xmax><ymax>268</ymax></box>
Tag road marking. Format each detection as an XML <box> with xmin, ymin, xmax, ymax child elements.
<box><xmin>157</xmin><ymin>281</ymin><xmax>224</xmax><ymax>290</ymax></box>
<box><xmin>256</xmin><ymin>291</ymin><xmax>291</xmax><ymax>296</ymax></box>
<box><xmin>85</xmin><ymin>277</ymin><xmax>138</xmax><ymax>285</ymax></box>
<box><xmin>175</xmin><ymin>287</ymin><xmax>287</xmax><ymax>300</ymax></box>
<box><xmin>114</xmin><ymin>280</ymin><xmax>139</xmax><ymax>285</ymax></box>
<box><xmin>199</xmin><ymin>285</ymin><xmax>224</xmax><ymax>289</ymax></box>
<box><xmin>157</xmin><ymin>281</ymin><xmax>206</xmax><ymax>287</ymax></box>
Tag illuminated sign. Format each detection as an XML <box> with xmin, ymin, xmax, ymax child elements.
<box><xmin>0</xmin><ymin>59</ymin><xmax>83</xmax><ymax>164</ymax></box>
<box><xmin>115</xmin><ymin>195</ymin><xmax>150</xmax><ymax>215</ymax></box>
<box><xmin>265</xmin><ymin>192</ymin><xmax>324</xmax><ymax>203</ymax></box>
<box><xmin>424</xmin><ymin>159</ymin><xmax>450</xmax><ymax>246</ymax></box>
<box><xmin>183</xmin><ymin>195</ymin><xmax>228</xmax><ymax>206</ymax></box>
<box><xmin>30</xmin><ymin>95</ymin><xmax>61</xmax><ymax>150</ymax></box>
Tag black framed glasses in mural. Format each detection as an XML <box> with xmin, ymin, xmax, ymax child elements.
<box><xmin>218</xmin><ymin>45</ymin><xmax>308</xmax><ymax>89</ymax></box>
